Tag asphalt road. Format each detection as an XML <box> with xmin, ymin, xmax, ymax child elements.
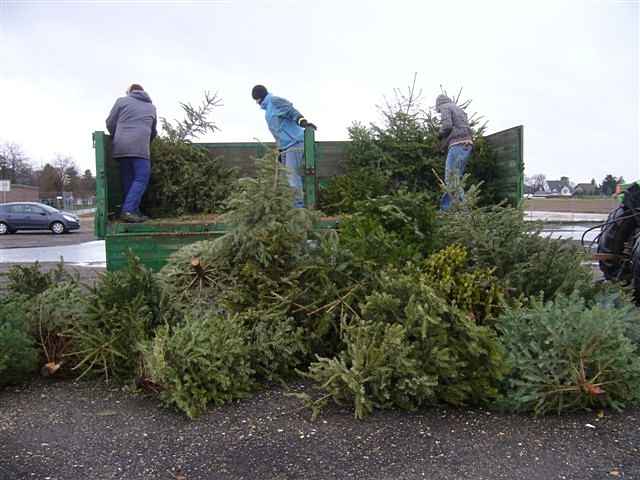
<box><xmin>0</xmin><ymin>217</ymin><xmax>96</xmax><ymax>249</ymax></box>
<box><xmin>0</xmin><ymin>380</ymin><xmax>637</xmax><ymax>480</ymax></box>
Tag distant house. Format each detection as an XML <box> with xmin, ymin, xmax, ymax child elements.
<box><xmin>546</xmin><ymin>180</ymin><xmax>573</xmax><ymax>196</ymax></box>
<box><xmin>574</xmin><ymin>183</ymin><xmax>597</xmax><ymax>196</ymax></box>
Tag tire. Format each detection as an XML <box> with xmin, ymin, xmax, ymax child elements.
<box><xmin>0</xmin><ymin>222</ymin><xmax>8</xmax><ymax>235</ymax></box>
<box><xmin>632</xmin><ymin>236</ymin><xmax>640</xmax><ymax>304</ymax></box>
<box><xmin>50</xmin><ymin>221</ymin><xmax>66</xmax><ymax>234</ymax></box>
<box><xmin>597</xmin><ymin>205</ymin><xmax>636</xmax><ymax>280</ymax></box>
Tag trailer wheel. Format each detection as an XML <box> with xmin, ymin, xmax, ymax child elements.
<box><xmin>597</xmin><ymin>205</ymin><xmax>636</xmax><ymax>280</ymax></box>
<box><xmin>632</xmin><ymin>236</ymin><xmax>640</xmax><ymax>303</ymax></box>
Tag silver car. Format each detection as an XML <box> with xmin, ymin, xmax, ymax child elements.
<box><xmin>0</xmin><ymin>202</ymin><xmax>80</xmax><ymax>235</ymax></box>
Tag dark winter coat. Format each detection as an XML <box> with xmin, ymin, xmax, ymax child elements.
<box><xmin>436</xmin><ymin>94</ymin><xmax>473</xmax><ymax>148</ymax></box>
<box><xmin>106</xmin><ymin>90</ymin><xmax>157</xmax><ymax>160</ymax></box>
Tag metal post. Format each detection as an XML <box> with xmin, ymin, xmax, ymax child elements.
<box><xmin>93</xmin><ymin>131</ymin><xmax>108</xmax><ymax>239</ymax></box>
<box><xmin>303</xmin><ymin>127</ymin><xmax>317</xmax><ymax>209</ymax></box>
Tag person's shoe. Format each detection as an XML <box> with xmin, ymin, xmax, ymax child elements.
<box><xmin>120</xmin><ymin>211</ymin><xmax>146</xmax><ymax>223</ymax></box>
<box><xmin>135</xmin><ymin>211</ymin><xmax>150</xmax><ymax>221</ymax></box>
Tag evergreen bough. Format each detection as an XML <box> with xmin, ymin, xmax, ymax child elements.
<box><xmin>152</xmin><ymin>153</ymin><xmax>322</xmax><ymax>414</ymax></box>
<box><xmin>143</xmin><ymin>137</ymin><xmax>237</xmax><ymax>217</ymax></box>
<box><xmin>160</xmin><ymin>151</ymin><xmax>320</xmax><ymax>310</ymax></box>
<box><xmin>319</xmin><ymin>83</ymin><xmax>501</xmax><ymax>213</ymax></box>
<box><xmin>145</xmin><ymin>311</ymin><xmax>255</xmax><ymax>419</ymax></box>
<box><xmin>436</xmin><ymin>194</ymin><xmax>596</xmax><ymax>302</ymax></box>
<box><xmin>302</xmin><ymin>265</ymin><xmax>507</xmax><ymax>418</ymax></box>
<box><xmin>67</xmin><ymin>254</ymin><xmax>162</xmax><ymax>381</ymax></box>
<box><xmin>0</xmin><ymin>295</ymin><xmax>38</xmax><ymax>386</ymax></box>
<box><xmin>28</xmin><ymin>281</ymin><xmax>85</xmax><ymax>376</ymax></box>
<box><xmin>303</xmin><ymin>320</ymin><xmax>437</xmax><ymax>419</ymax></box>
<box><xmin>498</xmin><ymin>292</ymin><xmax>640</xmax><ymax>414</ymax></box>
<box><xmin>141</xmin><ymin>91</ymin><xmax>237</xmax><ymax>218</ymax></box>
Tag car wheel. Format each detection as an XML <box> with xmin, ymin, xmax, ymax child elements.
<box><xmin>50</xmin><ymin>221</ymin><xmax>66</xmax><ymax>234</ymax></box>
<box><xmin>0</xmin><ymin>222</ymin><xmax>8</xmax><ymax>235</ymax></box>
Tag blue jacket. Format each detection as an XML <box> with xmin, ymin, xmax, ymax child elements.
<box><xmin>260</xmin><ymin>93</ymin><xmax>304</xmax><ymax>151</ymax></box>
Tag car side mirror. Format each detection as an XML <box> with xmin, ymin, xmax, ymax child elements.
<box><xmin>40</xmin><ymin>212</ymin><xmax>47</xmax><ymax>216</ymax></box>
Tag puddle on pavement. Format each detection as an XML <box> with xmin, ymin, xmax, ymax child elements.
<box><xmin>525</xmin><ymin>211</ymin><xmax>608</xmax><ymax>223</ymax></box>
<box><xmin>542</xmin><ymin>224</ymin><xmax>602</xmax><ymax>244</ymax></box>
<box><xmin>0</xmin><ymin>240</ymin><xmax>106</xmax><ymax>267</ymax></box>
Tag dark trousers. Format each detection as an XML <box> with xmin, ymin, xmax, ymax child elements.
<box><xmin>119</xmin><ymin>157</ymin><xmax>150</xmax><ymax>214</ymax></box>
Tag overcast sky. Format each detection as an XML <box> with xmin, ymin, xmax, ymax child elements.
<box><xmin>0</xmin><ymin>0</ymin><xmax>638</xmax><ymax>184</ymax></box>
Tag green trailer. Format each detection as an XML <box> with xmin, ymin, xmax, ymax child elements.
<box><xmin>94</xmin><ymin>126</ymin><xmax>524</xmax><ymax>271</ymax></box>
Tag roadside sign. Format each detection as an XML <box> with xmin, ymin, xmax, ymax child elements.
<box><xmin>0</xmin><ymin>180</ymin><xmax>10</xmax><ymax>192</ymax></box>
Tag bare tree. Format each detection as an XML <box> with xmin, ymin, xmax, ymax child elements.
<box><xmin>0</xmin><ymin>142</ymin><xmax>34</xmax><ymax>185</ymax></box>
<box><xmin>531</xmin><ymin>173</ymin><xmax>547</xmax><ymax>192</ymax></box>
<box><xmin>379</xmin><ymin>72</ymin><xmax>424</xmax><ymax>118</ymax></box>
<box><xmin>79</xmin><ymin>169</ymin><xmax>96</xmax><ymax>195</ymax></box>
<box><xmin>38</xmin><ymin>164</ymin><xmax>61</xmax><ymax>198</ymax></box>
<box><xmin>52</xmin><ymin>155</ymin><xmax>78</xmax><ymax>192</ymax></box>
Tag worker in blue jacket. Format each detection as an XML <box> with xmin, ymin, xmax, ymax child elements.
<box><xmin>251</xmin><ymin>85</ymin><xmax>316</xmax><ymax>208</ymax></box>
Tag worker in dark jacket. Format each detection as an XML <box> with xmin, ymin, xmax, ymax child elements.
<box><xmin>435</xmin><ymin>94</ymin><xmax>473</xmax><ymax>210</ymax></box>
<box><xmin>251</xmin><ymin>85</ymin><xmax>316</xmax><ymax>208</ymax></box>
<box><xmin>106</xmin><ymin>84</ymin><xmax>157</xmax><ymax>223</ymax></box>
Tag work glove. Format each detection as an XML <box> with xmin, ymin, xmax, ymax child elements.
<box><xmin>298</xmin><ymin>118</ymin><xmax>317</xmax><ymax>130</ymax></box>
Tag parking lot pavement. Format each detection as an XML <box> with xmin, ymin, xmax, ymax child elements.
<box><xmin>1</xmin><ymin>379</ymin><xmax>638</xmax><ymax>480</ymax></box>
<box><xmin>0</xmin><ymin>217</ymin><xmax>96</xmax><ymax>249</ymax></box>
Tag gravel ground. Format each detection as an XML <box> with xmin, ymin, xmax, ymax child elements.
<box><xmin>0</xmin><ymin>379</ymin><xmax>638</xmax><ymax>480</ymax></box>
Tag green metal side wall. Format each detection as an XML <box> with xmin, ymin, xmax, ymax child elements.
<box><xmin>94</xmin><ymin>125</ymin><xmax>524</xmax><ymax>271</ymax></box>
<box><xmin>94</xmin><ymin>129</ymin><xmax>323</xmax><ymax>234</ymax></box>
<box><xmin>106</xmin><ymin>231</ymin><xmax>224</xmax><ymax>271</ymax></box>
<box><xmin>198</xmin><ymin>142</ymin><xmax>273</xmax><ymax>177</ymax></box>
<box><xmin>104</xmin><ymin>220</ymin><xmax>336</xmax><ymax>271</ymax></box>
<box><xmin>484</xmin><ymin>126</ymin><xmax>524</xmax><ymax>207</ymax></box>
<box><xmin>93</xmin><ymin>131</ymin><xmax>124</xmax><ymax>239</ymax></box>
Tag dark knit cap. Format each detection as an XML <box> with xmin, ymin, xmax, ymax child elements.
<box><xmin>251</xmin><ymin>85</ymin><xmax>268</xmax><ymax>101</ymax></box>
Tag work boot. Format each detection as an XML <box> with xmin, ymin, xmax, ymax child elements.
<box><xmin>135</xmin><ymin>210</ymin><xmax>150</xmax><ymax>221</ymax></box>
<box><xmin>120</xmin><ymin>211</ymin><xmax>146</xmax><ymax>223</ymax></box>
